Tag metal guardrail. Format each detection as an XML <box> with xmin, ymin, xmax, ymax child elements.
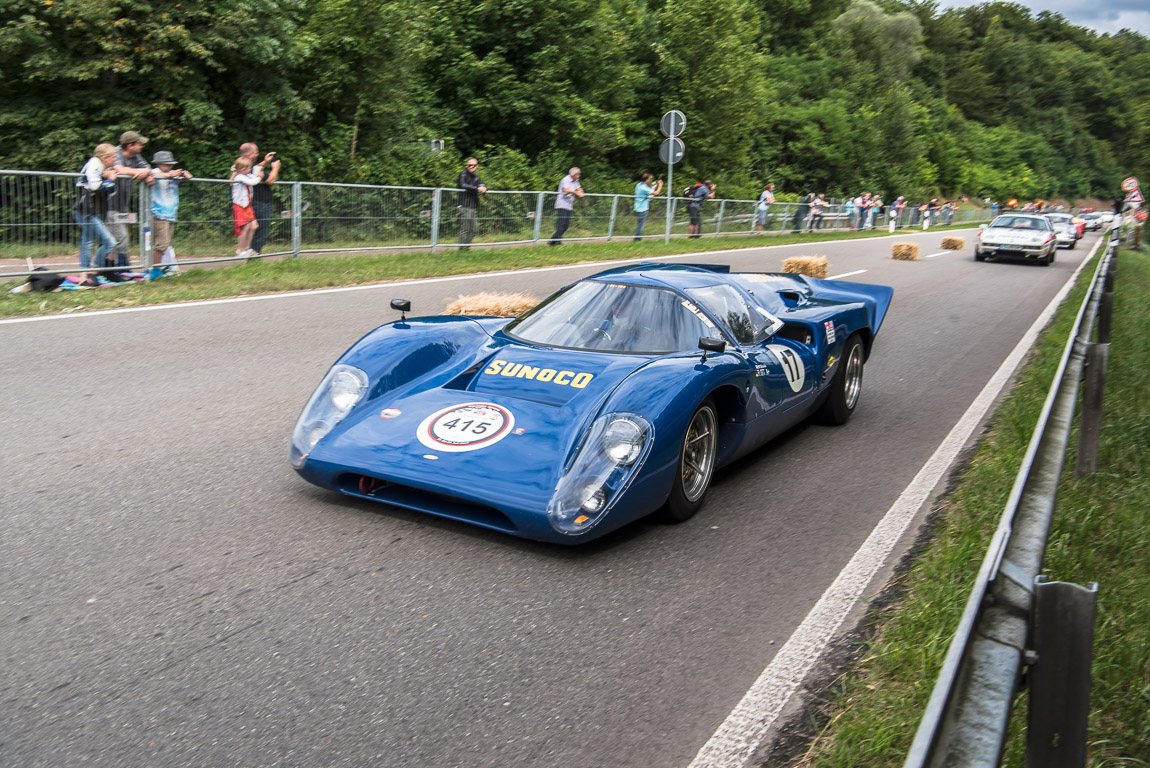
<box><xmin>904</xmin><ymin>224</ymin><xmax>1122</xmax><ymax>768</ymax></box>
<box><xmin>0</xmin><ymin>169</ymin><xmax>995</xmax><ymax>279</ymax></box>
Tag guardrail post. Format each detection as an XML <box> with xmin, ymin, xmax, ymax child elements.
<box><xmin>715</xmin><ymin>199</ymin><xmax>725</xmax><ymax>235</ymax></box>
<box><xmin>1074</xmin><ymin>342</ymin><xmax>1109</xmax><ymax>477</ymax></box>
<box><xmin>291</xmin><ymin>182</ymin><xmax>301</xmax><ymax>259</ymax></box>
<box><xmin>532</xmin><ymin>192</ymin><xmax>545</xmax><ymax>244</ymax></box>
<box><xmin>430</xmin><ymin>188</ymin><xmax>441</xmax><ymax>253</ymax></box>
<box><xmin>607</xmin><ymin>195</ymin><xmax>618</xmax><ymax>242</ymax></box>
<box><xmin>1025</xmin><ymin>577</ymin><xmax>1098</xmax><ymax>768</ymax></box>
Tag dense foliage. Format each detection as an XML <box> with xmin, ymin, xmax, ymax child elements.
<box><xmin>2</xmin><ymin>0</ymin><xmax>1147</xmax><ymax>200</ymax></box>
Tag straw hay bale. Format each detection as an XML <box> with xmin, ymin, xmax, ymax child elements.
<box><xmin>782</xmin><ymin>255</ymin><xmax>829</xmax><ymax>278</ymax></box>
<box><xmin>941</xmin><ymin>236</ymin><xmax>965</xmax><ymax>250</ymax></box>
<box><xmin>891</xmin><ymin>242</ymin><xmax>920</xmax><ymax>261</ymax></box>
<box><xmin>445</xmin><ymin>291</ymin><xmax>539</xmax><ymax>317</ymax></box>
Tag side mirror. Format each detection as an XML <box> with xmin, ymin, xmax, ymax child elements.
<box><xmin>699</xmin><ymin>336</ymin><xmax>726</xmax><ymax>363</ymax></box>
<box><xmin>391</xmin><ymin>298</ymin><xmax>411</xmax><ymax>321</ymax></box>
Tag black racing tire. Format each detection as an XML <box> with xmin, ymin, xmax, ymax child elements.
<box><xmin>1069</xmin><ymin>238</ymin><xmax>1077</xmax><ymax>250</ymax></box>
<box><xmin>658</xmin><ymin>398</ymin><xmax>718</xmax><ymax>523</ymax></box>
<box><xmin>1043</xmin><ymin>249</ymin><xmax>1054</xmax><ymax>266</ymax></box>
<box><xmin>814</xmin><ymin>334</ymin><xmax>865</xmax><ymax>426</ymax></box>
<box><xmin>974</xmin><ymin>250</ymin><xmax>984</xmax><ymax>262</ymax></box>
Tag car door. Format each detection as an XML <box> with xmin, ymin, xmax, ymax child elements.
<box><xmin>683</xmin><ymin>282</ymin><xmax>818</xmax><ymax>423</ymax></box>
<box><xmin>743</xmin><ymin>336</ymin><xmax>818</xmax><ymax>416</ymax></box>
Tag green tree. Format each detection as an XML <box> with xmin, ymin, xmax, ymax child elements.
<box><xmin>0</xmin><ymin>0</ymin><xmax>311</xmax><ymax>174</ymax></box>
<box><xmin>655</xmin><ymin>0</ymin><xmax>767</xmax><ymax>177</ymax></box>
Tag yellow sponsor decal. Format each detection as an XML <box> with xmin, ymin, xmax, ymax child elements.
<box><xmin>483</xmin><ymin>359</ymin><xmax>594</xmax><ymax>389</ymax></box>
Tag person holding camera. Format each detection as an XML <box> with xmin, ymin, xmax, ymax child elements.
<box><xmin>238</xmin><ymin>142</ymin><xmax>280</xmax><ymax>255</ymax></box>
<box><xmin>687</xmin><ymin>179</ymin><xmax>715</xmax><ymax>238</ymax></box>
<box><xmin>633</xmin><ymin>172</ymin><xmax>663</xmax><ymax>241</ymax></box>
<box><xmin>548</xmin><ymin>167</ymin><xmax>584</xmax><ymax>246</ymax></box>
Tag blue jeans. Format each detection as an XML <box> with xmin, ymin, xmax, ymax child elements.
<box><xmin>633</xmin><ymin>210</ymin><xmax>648</xmax><ymax>240</ymax></box>
<box><xmin>73</xmin><ymin>210</ymin><xmax>116</xmax><ymax>269</ymax></box>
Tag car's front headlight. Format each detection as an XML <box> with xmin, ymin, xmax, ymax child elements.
<box><xmin>290</xmin><ymin>364</ymin><xmax>369</xmax><ymax>468</ymax></box>
<box><xmin>547</xmin><ymin>413</ymin><xmax>653</xmax><ymax>535</ymax></box>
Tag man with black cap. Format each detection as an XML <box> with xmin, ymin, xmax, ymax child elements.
<box><xmin>238</xmin><ymin>142</ymin><xmax>280</xmax><ymax>255</ymax></box>
<box><xmin>109</xmin><ymin>130</ymin><xmax>155</xmax><ymax>268</ymax></box>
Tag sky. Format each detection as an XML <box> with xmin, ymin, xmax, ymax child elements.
<box><xmin>935</xmin><ymin>0</ymin><xmax>1150</xmax><ymax>37</ymax></box>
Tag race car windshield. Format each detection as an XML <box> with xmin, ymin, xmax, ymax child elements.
<box><xmin>684</xmin><ymin>283</ymin><xmax>781</xmax><ymax>344</ymax></box>
<box><xmin>991</xmin><ymin>216</ymin><xmax>1052</xmax><ymax>231</ymax></box>
<box><xmin>504</xmin><ymin>281</ymin><xmax>724</xmax><ymax>354</ymax></box>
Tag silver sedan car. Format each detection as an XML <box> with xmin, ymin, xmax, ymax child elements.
<box><xmin>1043</xmin><ymin>213</ymin><xmax>1080</xmax><ymax>249</ymax></box>
<box><xmin>975</xmin><ymin>214</ymin><xmax>1057</xmax><ymax>265</ymax></box>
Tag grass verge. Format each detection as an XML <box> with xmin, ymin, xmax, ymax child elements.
<box><xmin>1</xmin><ymin>226</ymin><xmax>958</xmax><ymax>320</ymax></box>
<box><xmin>778</xmin><ymin>249</ymin><xmax>1149</xmax><ymax>767</ymax></box>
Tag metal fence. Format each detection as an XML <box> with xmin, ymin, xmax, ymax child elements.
<box><xmin>904</xmin><ymin>224</ymin><xmax>1122</xmax><ymax>768</ymax></box>
<box><xmin>0</xmin><ymin>169</ymin><xmax>995</xmax><ymax>279</ymax></box>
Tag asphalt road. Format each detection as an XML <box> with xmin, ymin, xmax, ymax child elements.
<box><xmin>1</xmin><ymin>229</ymin><xmax>1099</xmax><ymax>767</ymax></box>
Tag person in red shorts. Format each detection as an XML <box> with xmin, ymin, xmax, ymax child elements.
<box><xmin>230</xmin><ymin>156</ymin><xmax>264</xmax><ymax>257</ymax></box>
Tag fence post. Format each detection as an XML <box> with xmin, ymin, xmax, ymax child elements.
<box><xmin>430</xmin><ymin>188</ymin><xmax>441</xmax><ymax>254</ymax></box>
<box><xmin>139</xmin><ymin>183</ymin><xmax>151</xmax><ymax>270</ymax></box>
<box><xmin>607</xmin><ymin>195</ymin><xmax>618</xmax><ymax>241</ymax></box>
<box><xmin>715</xmin><ymin>199</ymin><xmax>725</xmax><ymax>236</ymax></box>
<box><xmin>532</xmin><ymin>192</ymin><xmax>545</xmax><ymax>244</ymax></box>
<box><xmin>291</xmin><ymin>182</ymin><xmax>301</xmax><ymax>259</ymax></box>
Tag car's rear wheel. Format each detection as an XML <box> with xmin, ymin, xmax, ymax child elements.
<box><xmin>815</xmin><ymin>334</ymin><xmax>865</xmax><ymax>426</ymax></box>
<box><xmin>974</xmin><ymin>250</ymin><xmax>984</xmax><ymax>262</ymax></box>
<box><xmin>659</xmin><ymin>398</ymin><xmax>718</xmax><ymax>523</ymax></box>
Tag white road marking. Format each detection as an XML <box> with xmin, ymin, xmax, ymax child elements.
<box><xmin>1</xmin><ymin>230</ymin><xmax>984</xmax><ymax>326</ymax></box>
<box><xmin>924</xmin><ymin>251</ymin><xmax>950</xmax><ymax>258</ymax></box>
<box><xmin>686</xmin><ymin>236</ymin><xmax>1102</xmax><ymax>768</ymax></box>
<box><xmin>827</xmin><ymin>269</ymin><xmax>867</xmax><ymax>280</ymax></box>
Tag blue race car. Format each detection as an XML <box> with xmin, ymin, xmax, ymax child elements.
<box><xmin>291</xmin><ymin>263</ymin><xmax>893</xmax><ymax>544</ymax></box>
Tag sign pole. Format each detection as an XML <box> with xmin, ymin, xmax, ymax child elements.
<box><xmin>660</xmin><ymin>110</ymin><xmax>686</xmax><ymax>245</ymax></box>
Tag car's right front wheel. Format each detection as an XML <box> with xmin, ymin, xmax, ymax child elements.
<box><xmin>659</xmin><ymin>398</ymin><xmax>718</xmax><ymax>523</ymax></box>
<box><xmin>815</xmin><ymin>334</ymin><xmax>865</xmax><ymax>425</ymax></box>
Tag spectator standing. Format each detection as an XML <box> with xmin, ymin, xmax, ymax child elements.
<box><xmin>72</xmin><ymin>143</ymin><xmax>118</xmax><ymax>283</ymax></box>
<box><xmin>845</xmin><ymin>196</ymin><xmax>856</xmax><ymax>229</ymax></box>
<box><xmin>687</xmin><ymin>180</ymin><xmax>715</xmax><ymax>238</ymax></box>
<box><xmin>890</xmin><ymin>196</ymin><xmax>906</xmax><ymax>228</ymax></box>
<box><xmin>927</xmin><ymin>198</ymin><xmax>941</xmax><ymax>225</ymax></box>
<box><xmin>238</xmin><ymin>143</ymin><xmax>280</xmax><ymax>255</ymax></box>
<box><xmin>942</xmin><ymin>201</ymin><xmax>955</xmax><ymax>225</ymax></box>
<box><xmin>754</xmin><ymin>183</ymin><xmax>775</xmax><ymax>233</ymax></box>
<box><xmin>148</xmin><ymin>150</ymin><xmax>192</xmax><ymax>279</ymax></box>
<box><xmin>867</xmin><ymin>195</ymin><xmax>883</xmax><ymax>229</ymax></box>
<box><xmin>633</xmin><ymin>172</ymin><xmax>663</xmax><ymax>241</ymax></box>
<box><xmin>456</xmin><ymin>157</ymin><xmax>486</xmax><ymax>249</ymax></box>
<box><xmin>110</xmin><ymin>130</ymin><xmax>154</xmax><ymax>268</ymax></box>
<box><xmin>548</xmin><ymin>167</ymin><xmax>584</xmax><ymax>245</ymax></box>
<box><xmin>807</xmin><ymin>193</ymin><xmax>827</xmax><ymax>230</ymax></box>
<box><xmin>791</xmin><ymin>192</ymin><xmax>811</xmax><ymax>233</ymax></box>
<box><xmin>231</xmin><ymin>157</ymin><xmax>264</xmax><ymax>257</ymax></box>
<box><xmin>855</xmin><ymin>196</ymin><xmax>865</xmax><ymax>229</ymax></box>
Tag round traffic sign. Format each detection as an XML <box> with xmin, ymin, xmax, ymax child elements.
<box><xmin>660</xmin><ymin>110</ymin><xmax>686</xmax><ymax>138</ymax></box>
<box><xmin>1122</xmin><ymin>176</ymin><xmax>1139</xmax><ymax>192</ymax></box>
<box><xmin>659</xmin><ymin>137</ymin><xmax>685</xmax><ymax>165</ymax></box>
